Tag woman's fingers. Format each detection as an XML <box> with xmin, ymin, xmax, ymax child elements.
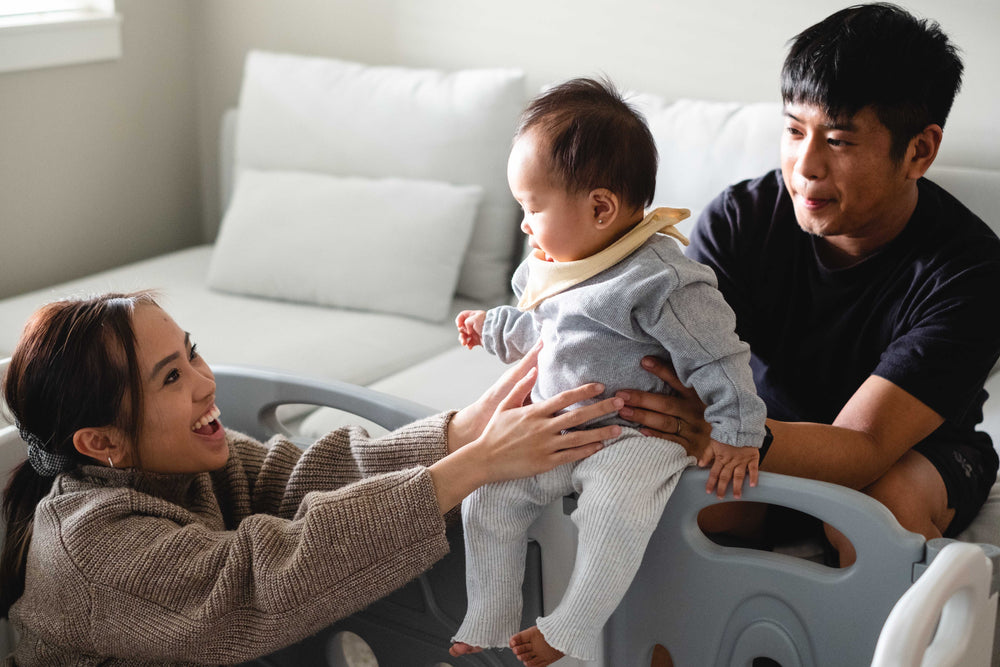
<box><xmin>548</xmin><ymin>393</ymin><xmax>624</xmax><ymax>432</ymax></box>
<box><xmin>497</xmin><ymin>367</ymin><xmax>538</xmax><ymax>412</ymax></box>
<box><xmin>548</xmin><ymin>437</ymin><xmax>607</xmax><ymax>466</ymax></box>
<box><xmin>536</xmin><ymin>381</ymin><xmax>606</xmax><ymax>416</ymax></box>
<box><xmin>555</xmin><ymin>424</ymin><xmax>621</xmax><ymax>451</ymax></box>
<box><xmin>494</xmin><ymin>342</ymin><xmax>542</xmax><ymax>396</ymax></box>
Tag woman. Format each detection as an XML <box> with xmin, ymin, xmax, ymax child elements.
<box><xmin>0</xmin><ymin>292</ymin><xmax>622</xmax><ymax>665</ymax></box>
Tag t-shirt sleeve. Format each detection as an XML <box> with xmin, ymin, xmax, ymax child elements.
<box><xmin>687</xmin><ymin>188</ymin><xmax>757</xmax><ymax>338</ymax></box>
<box><xmin>874</xmin><ymin>260</ymin><xmax>1000</xmax><ymax>421</ymax></box>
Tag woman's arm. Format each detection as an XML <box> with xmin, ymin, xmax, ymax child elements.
<box><xmin>246</xmin><ymin>342</ymin><xmax>622</xmax><ymax>519</ymax></box>
<box><xmin>44</xmin><ymin>467</ymin><xmax>450</xmax><ymax>663</ymax></box>
<box><xmin>433</xmin><ymin>342</ymin><xmax>623</xmax><ymax>512</ymax></box>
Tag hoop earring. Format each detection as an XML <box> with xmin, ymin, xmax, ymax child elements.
<box><xmin>107</xmin><ymin>457</ymin><xmax>114</xmax><ymax>468</ymax></box>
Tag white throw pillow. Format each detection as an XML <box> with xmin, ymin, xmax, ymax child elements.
<box><xmin>206</xmin><ymin>169</ymin><xmax>483</xmax><ymax>322</ymax></box>
<box><xmin>234</xmin><ymin>51</ymin><xmax>526</xmax><ymax>301</ymax></box>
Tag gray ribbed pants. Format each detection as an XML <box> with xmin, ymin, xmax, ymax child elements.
<box><xmin>453</xmin><ymin>429</ymin><xmax>693</xmax><ymax>659</ymax></box>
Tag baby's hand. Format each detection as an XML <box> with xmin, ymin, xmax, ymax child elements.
<box><xmin>456</xmin><ymin>310</ymin><xmax>486</xmax><ymax>349</ymax></box>
<box><xmin>703</xmin><ymin>440</ymin><xmax>759</xmax><ymax>500</ymax></box>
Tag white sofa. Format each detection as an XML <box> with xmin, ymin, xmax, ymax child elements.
<box><xmin>3</xmin><ymin>50</ymin><xmax>1000</xmax><ymax>665</ymax></box>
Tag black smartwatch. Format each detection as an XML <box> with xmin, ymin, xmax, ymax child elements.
<box><xmin>758</xmin><ymin>424</ymin><xmax>774</xmax><ymax>463</ymax></box>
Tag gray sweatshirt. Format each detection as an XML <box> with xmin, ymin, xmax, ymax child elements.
<box><xmin>483</xmin><ymin>234</ymin><xmax>766</xmax><ymax>448</ymax></box>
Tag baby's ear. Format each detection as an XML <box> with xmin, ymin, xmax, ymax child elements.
<box><xmin>590</xmin><ymin>188</ymin><xmax>620</xmax><ymax>228</ymax></box>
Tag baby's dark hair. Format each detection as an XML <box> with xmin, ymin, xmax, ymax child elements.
<box><xmin>781</xmin><ymin>3</ymin><xmax>963</xmax><ymax>162</ymax></box>
<box><xmin>515</xmin><ymin>77</ymin><xmax>657</xmax><ymax>211</ymax></box>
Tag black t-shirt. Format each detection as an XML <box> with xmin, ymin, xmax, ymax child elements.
<box><xmin>689</xmin><ymin>169</ymin><xmax>1000</xmax><ymax>460</ymax></box>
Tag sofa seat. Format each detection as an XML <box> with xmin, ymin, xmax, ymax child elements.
<box><xmin>0</xmin><ymin>245</ymin><xmax>488</xmax><ymax>389</ymax></box>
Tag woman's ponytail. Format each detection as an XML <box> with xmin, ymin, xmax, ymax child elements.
<box><xmin>0</xmin><ymin>291</ymin><xmax>155</xmax><ymax>618</ymax></box>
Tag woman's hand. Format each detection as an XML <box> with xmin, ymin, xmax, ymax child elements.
<box><xmin>617</xmin><ymin>356</ymin><xmax>712</xmax><ymax>462</ymax></box>
<box><xmin>448</xmin><ymin>340</ymin><xmax>543</xmax><ymax>453</ymax></box>
<box><xmin>470</xmin><ymin>376</ymin><xmax>623</xmax><ymax>485</ymax></box>
<box><xmin>433</xmin><ymin>344</ymin><xmax>623</xmax><ymax>512</ymax></box>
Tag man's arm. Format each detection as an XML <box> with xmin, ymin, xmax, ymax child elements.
<box><xmin>620</xmin><ymin>360</ymin><xmax>943</xmax><ymax>490</ymax></box>
<box><xmin>766</xmin><ymin>375</ymin><xmax>943</xmax><ymax>488</ymax></box>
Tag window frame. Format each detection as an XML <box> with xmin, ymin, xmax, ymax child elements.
<box><xmin>0</xmin><ymin>1</ymin><xmax>121</xmax><ymax>74</ymax></box>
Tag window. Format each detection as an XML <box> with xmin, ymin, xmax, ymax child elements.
<box><xmin>0</xmin><ymin>0</ymin><xmax>121</xmax><ymax>74</ymax></box>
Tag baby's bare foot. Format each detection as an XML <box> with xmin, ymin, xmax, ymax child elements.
<box><xmin>509</xmin><ymin>626</ymin><xmax>565</xmax><ymax>667</ymax></box>
<box><xmin>449</xmin><ymin>641</ymin><xmax>483</xmax><ymax>657</ymax></box>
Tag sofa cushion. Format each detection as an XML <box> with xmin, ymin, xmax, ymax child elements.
<box><xmin>0</xmin><ymin>246</ymin><xmax>484</xmax><ymax>388</ymax></box>
<box><xmin>234</xmin><ymin>50</ymin><xmax>526</xmax><ymax>302</ymax></box>
<box><xmin>207</xmin><ymin>169</ymin><xmax>482</xmax><ymax>322</ymax></box>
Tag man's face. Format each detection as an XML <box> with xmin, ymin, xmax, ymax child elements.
<box><xmin>780</xmin><ymin>102</ymin><xmax>917</xmax><ymax>260</ymax></box>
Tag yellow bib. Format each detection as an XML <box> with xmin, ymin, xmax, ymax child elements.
<box><xmin>517</xmin><ymin>207</ymin><xmax>690</xmax><ymax>311</ymax></box>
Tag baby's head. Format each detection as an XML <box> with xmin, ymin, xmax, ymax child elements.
<box><xmin>508</xmin><ymin>77</ymin><xmax>657</xmax><ymax>262</ymax></box>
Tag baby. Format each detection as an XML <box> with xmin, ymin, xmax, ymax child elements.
<box><xmin>449</xmin><ymin>78</ymin><xmax>767</xmax><ymax>666</ymax></box>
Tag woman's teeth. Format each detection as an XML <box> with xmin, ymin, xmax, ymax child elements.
<box><xmin>192</xmin><ymin>406</ymin><xmax>221</xmax><ymax>432</ymax></box>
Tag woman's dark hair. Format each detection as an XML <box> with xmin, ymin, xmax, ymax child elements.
<box><xmin>781</xmin><ymin>2</ymin><xmax>964</xmax><ymax>162</ymax></box>
<box><xmin>516</xmin><ymin>77</ymin><xmax>658</xmax><ymax>211</ymax></box>
<box><xmin>0</xmin><ymin>291</ymin><xmax>156</xmax><ymax>617</ymax></box>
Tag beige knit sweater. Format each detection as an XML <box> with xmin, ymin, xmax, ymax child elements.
<box><xmin>5</xmin><ymin>413</ymin><xmax>454</xmax><ymax>666</ymax></box>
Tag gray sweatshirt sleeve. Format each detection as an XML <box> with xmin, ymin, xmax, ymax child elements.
<box><xmin>634</xmin><ymin>259</ymin><xmax>767</xmax><ymax>448</ymax></box>
<box><xmin>480</xmin><ymin>259</ymin><xmax>540</xmax><ymax>363</ymax></box>
<box><xmin>481</xmin><ymin>306</ymin><xmax>539</xmax><ymax>363</ymax></box>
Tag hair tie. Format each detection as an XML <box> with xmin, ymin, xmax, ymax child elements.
<box><xmin>17</xmin><ymin>423</ymin><xmax>75</xmax><ymax>477</ymax></box>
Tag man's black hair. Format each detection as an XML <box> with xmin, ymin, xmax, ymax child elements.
<box><xmin>781</xmin><ymin>3</ymin><xmax>963</xmax><ymax>161</ymax></box>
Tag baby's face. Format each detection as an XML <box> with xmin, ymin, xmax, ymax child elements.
<box><xmin>507</xmin><ymin>130</ymin><xmax>599</xmax><ymax>262</ymax></box>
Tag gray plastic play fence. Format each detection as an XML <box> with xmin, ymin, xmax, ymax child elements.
<box><xmin>144</xmin><ymin>364</ymin><xmax>1000</xmax><ymax>666</ymax></box>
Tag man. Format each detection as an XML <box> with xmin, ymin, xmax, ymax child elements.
<box><xmin>620</xmin><ymin>3</ymin><xmax>1000</xmax><ymax>565</ymax></box>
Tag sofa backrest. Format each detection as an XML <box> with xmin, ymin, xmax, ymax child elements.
<box><xmin>219</xmin><ymin>81</ymin><xmax>1000</xmax><ymax>277</ymax></box>
<box><xmin>632</xmin><ymin>97</ymin><xmax>783</xmax><ymax>237</ymax></box>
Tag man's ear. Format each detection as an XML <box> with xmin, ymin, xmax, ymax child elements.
<box><xmin>904</xmin><ymin>124</ymin><xmax>943</xmax><ymax>180</ymax></box>
<box><xmin>590</xmin><ymin>188</ymin><xmax>620</xmax><ymax>229</ymax></box>
<box><xmin>73</xmin><ymin>427</ymin><xmax>127</xmax><ymax>467</ymax></box>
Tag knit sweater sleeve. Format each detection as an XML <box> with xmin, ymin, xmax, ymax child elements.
<box><xmin>19</xmin><ymin>415</ymin><xmax>454</xmax><ymax>664</ymax></box>
<box><xmin>237</xmin><ymin>412</ymin><xmax>454</xmax><ymax>518</ymax></box>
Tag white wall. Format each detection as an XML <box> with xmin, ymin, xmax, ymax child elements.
<box><xmin>192</xmin><ymin>0</ymin><xmax>1000</xmax><ymax>240</ymax></box>
<box><xmin>0</xmin><ymin>0</ymin><xmax>200</xmax><ymax>300</ymax></box>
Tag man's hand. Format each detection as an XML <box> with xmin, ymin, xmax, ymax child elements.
<box><xmin>456</xmin><ymin>310</ymin><xmax>487</xmax><ymax>349</ymax></box>
<box><xmin>616</xmin><ymin>356</ymin><xmax>712</xmax><ymax>458</ymax></box>
<box><xmin>703</xmin><ymin>439</ymin><xmax>759</xmax><ymax>499</ymax></box>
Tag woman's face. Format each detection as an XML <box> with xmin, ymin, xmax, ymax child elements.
<box><xmin>119</xmin><ymin>304</ymin><xmax>228</xmax><ymax>474</ymax></box>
